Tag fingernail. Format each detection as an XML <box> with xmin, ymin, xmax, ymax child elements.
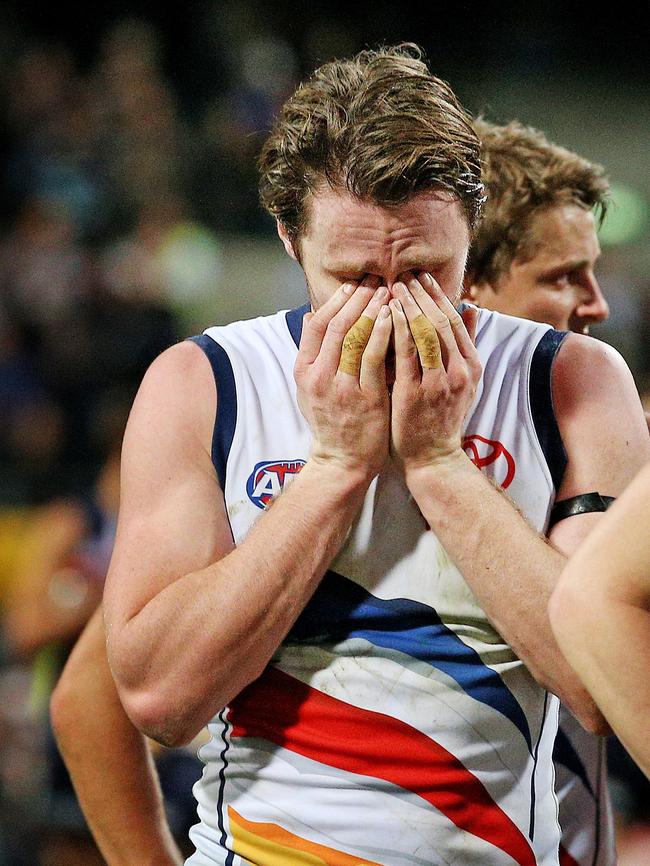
<box><xmin>375</xmin><ymin>287</ymin><xmax>388</xmax><ymax>300</ymax></box>
<box><xmin>379</xmin><ymin>304</ymin><xmax>391</xmax><ymax>319</ymax></box>
<box><xmin>420</xmin><ymin>271</ymin><xmax>432</xmax><ymax>284</ymax></box>
<box><xmin>391</xmin><ymin>299</ymin><xmax>403</xmax><ymax>312</ymax></box>
<box><xmin>342</xmin><ymin>282</ymin><xmax>356</xmax><ymax>295</ymax></box>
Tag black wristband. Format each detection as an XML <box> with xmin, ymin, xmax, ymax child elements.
<box><xmin>548</xmin><ymin>492</ymin><xmax>615</xmax><ymax>530</ymax></box>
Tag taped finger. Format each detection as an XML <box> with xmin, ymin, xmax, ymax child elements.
<box><xmin>410</xmin><ymin>314</ymin><xmax>443</xmax><ymax>369</ymax></box>
<box><xmin>338</xmin><ymin>314</ymin><xmax>375</xmax><ymax>377</ymax></box>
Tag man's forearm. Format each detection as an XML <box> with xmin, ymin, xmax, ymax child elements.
<box><xmin>550</xmin><ymin>464</ymin><xmax>650</xmax><ymax>773</ymax></box>
<box><xmin>106</xmin><ymin>461</ymin><xmax>372</xmax><ymax>745</ymax></box>
<box><xmin>51</xmin><ymin>615</ymin><xmax>183</xmax><ymax>866</ymax></box>
<box><xmin>405</xmin><ymin>450</ymin><xmax>605</xmax><ymax>730</ymax></box>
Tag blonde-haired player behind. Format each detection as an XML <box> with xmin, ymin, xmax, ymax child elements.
<box><xmin>464</xmin><ymin>118</ymin><xmax>615</xmax><ymax>866</ymax></box>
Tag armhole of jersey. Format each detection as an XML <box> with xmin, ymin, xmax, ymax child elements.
<box><xmin>187</xmin><ymin>334</ymin><xmax>236</xmax><ymax>490</ymax></box>
<box><xmin>529</xmin><ymin>329</ymin><xmax>569</xmax><ymax>494</ymax></box>
<box><xmin>285</xmin><ymin>302</ymin><xmax>311</xmax><ymax>349</ymax></box>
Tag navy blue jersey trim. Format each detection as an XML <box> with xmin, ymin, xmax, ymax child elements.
<box><xmin>530</xmin><ymin>329</ymin><xmax>569</xmax><ymax>494</ymax></box>
<box><xmin>592</xmin><ymin>737</ymin><xmax>606</xmax><ymax>866</ymax></box>
<box><xmin>552</xmin><ymin>725</ymin><xmax>595</xmax><ymax>798</ymax></box>
<box><xmin>188</xmin><ymin>335</ymin><xmax>236</xmax><ymax>490</ymax></box>
<box><xmin>215</xmin><ymin>708</ymin><xmax>234</xmax><ymax>864</ymax></box>
<box><xmin>285</xmin><ymin>303</ymin><xmax>311</xmax><ymax>349</ymax></box>
<box><xmin>528</xmin><ymin>690</ymin><xmax>550</xmax><ymax>841</ymax></box>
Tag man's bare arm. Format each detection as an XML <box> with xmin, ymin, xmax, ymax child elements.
<box><xmin>50</xmin><ymin>608</ymin><xmax>183</xmax><ymax>866</ymax></box>
<box><xmin>550</xmin><ymin>461</ymin><xmax>650</xmax><ymax>776</ymax></box>
<box><xmin>390</xmin><ymin>276</ymin><xmax>650</xmax><ymax>732</ymax></box>
<box><xmin>104</xmin><ymin>281</ymin><xmax>392</xmax><ymax>746</ymax></box>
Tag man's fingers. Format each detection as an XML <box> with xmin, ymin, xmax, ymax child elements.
<box><xmin>392</xmin><ymin>281</ymin><xmax>447</xmax><ymax>372</ymax></box>
<box><xmin>316</xmin><ymin>278</ymin><xmax>383</xmax><ymax>375</ymax></box>
<box><xmin>334</xmin><ymin>283</ymin><xmax>389</xmax><ymax>378</ymax></box>
<box><xmin>359</xmin><ymin>305</ymin><xmax>392</xmax><ymax>389</ymax></box>
<box><xmin>390</xmin><ymin>298</ymin><xmax>420</xmax><ymax>382</ymax></box>
<box><xmin>409</xmin><ymin>314</ymin><xmax>443</xmax><ymax>369</ymax></box>
<box><xmin>403</xmin><ymin>275</ymin><xmax>459</xmax><ymax>367</ymax></box>
<box><xmin>297</xmin><ymin>282</ymin><xmax>358</xmax><ymax>366</ymax></box>
<box><xmin>338</xmin><ymin>315</ymin><xmax>375</xmax><ymax>377</ymax></box>
<box><xmin>419</xmin><ymin>272</ymin><xmax>477</xmax><ymax>360</ymax></box>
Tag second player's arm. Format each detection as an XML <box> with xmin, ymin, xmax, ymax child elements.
<box><xmin>50</xmin><ymin>609</ymin><xmax>184</xmax><ymax>866</ymax></box>
<box><xmin>549</xmin><ymin>461</ymin><xmax>650</xmax><ymax>774</ymax></box>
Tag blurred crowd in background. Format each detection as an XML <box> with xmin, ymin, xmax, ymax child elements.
<box><xmin>0</xmin><ymin>3</ymin><xmax>649</xmax><ymax>864</ymax></box>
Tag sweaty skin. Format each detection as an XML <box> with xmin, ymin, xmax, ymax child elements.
<box><xmin>409</xmin><ymin>314</ymin><xmax>443</xmax><ymax>369</ymax></box>
<box><xmin>338</xmin><ymin>315</ymin><xmax>376</xmax><ymax>376</ymax></box>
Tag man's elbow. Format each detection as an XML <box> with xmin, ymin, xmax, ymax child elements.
<box><xmin>104</xmin><ymin>631</ymin><xmax>191</xmax><ymax>746</ymax></box>
<box><xmin>118</xmin><ymin>685</ymin><xmax>202</xmax><ymax>749</ymax></box>
<box><xmin>568</xmin><ymin>699</ymin><xmax>612</xmax><ymax>737</ymax></box>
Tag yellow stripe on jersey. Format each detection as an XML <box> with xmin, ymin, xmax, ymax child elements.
<box><xmin>228</xmin><ymin>807</ymin><xmax>383</xmax><ymax>865</ymax></box>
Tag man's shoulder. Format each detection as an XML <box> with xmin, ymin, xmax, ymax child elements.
<box><xmin>553</xmin><ymin>333</ymin><xmax>630</xmax><ymax>387</ymax></box>
<box><xmin>200</xmin><ymin>305</ymin><xmax>306</xmax><ymax>348</ymax></box>
<box><xmin>550</xmin><ymin>334</ymin><xmax>650</xmax><ymax>468</ymax></box>
<box><xmin>188</xmin><ymin>306</ymin><xmax>308</xmax><ymax>381</ymax></box>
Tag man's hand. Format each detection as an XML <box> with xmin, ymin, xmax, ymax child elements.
<box><xmin>295</xmin><ymin>276</ymin><xmax>393</xmax><ymax>481</ymax></box>
<box><xmin>389</xmin><ymin>272</ymin><xmax>481</xmax><ymax>473</ymax></box>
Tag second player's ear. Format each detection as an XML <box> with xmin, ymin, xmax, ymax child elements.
<box><xmin>462</xmin><ymin>275</ymin><xmax>495</xmax><ymax>308</ymax></box>
<box><xmin>462</xmin><ymin>271</ymin><xmax>479</xmax><ymax>302</ymax></box>
<box><xmin>277</xmin><ymin>220</ymin><xmax>298</xmax><ymax>260</ymax></box>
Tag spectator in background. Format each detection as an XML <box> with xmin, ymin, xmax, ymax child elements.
<box><xmin>0</xmin><ymin>419</ymin><xmax>122</xmax><ymax>866</ymax></box>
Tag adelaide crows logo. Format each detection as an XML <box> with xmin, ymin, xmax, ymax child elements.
<box><xmin>246</xmin><ymin>459</ymin><xmax>306</xmax><ymax>509</ymax></box>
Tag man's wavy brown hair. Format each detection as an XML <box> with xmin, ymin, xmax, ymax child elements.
<box><xmin>258</xmin><ymin>44</ymin><xmax>484</xmax><ymax>245</ymax></box>
<box><xmin>467</xmin><ymin>118</ymin><xmax>609</xmax><ymax>286</ymax></box>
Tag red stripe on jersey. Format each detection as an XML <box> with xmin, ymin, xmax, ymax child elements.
<box><xmin>228</xmin><ymin>665</ymin><xmax>536</xmax><ymax>866</ymax></box>
<box><xmin>559</xmin><ymin>843</ymin><xmax>581</xmax><ymax>866</ymax></box>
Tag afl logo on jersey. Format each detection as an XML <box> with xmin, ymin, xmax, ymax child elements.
<box><xmin>246</xmin><ymin>459</ymin><xmax>306</xmax><ymax>509</ymax></box>
<box><xmin>462</xmin><ymin>434</ymin><xmax>516</xmax><ymax>489</ymax></box>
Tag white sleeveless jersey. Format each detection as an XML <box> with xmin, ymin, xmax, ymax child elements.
<box><xmin>185</xmin><ymin>304</ymin><xmax>571</xmax><ymax>866</ymax></box>
<box><xmin>554</xmin><ymin>707</ymin><xmax>615</xmax><ymax>866</ymax></box>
